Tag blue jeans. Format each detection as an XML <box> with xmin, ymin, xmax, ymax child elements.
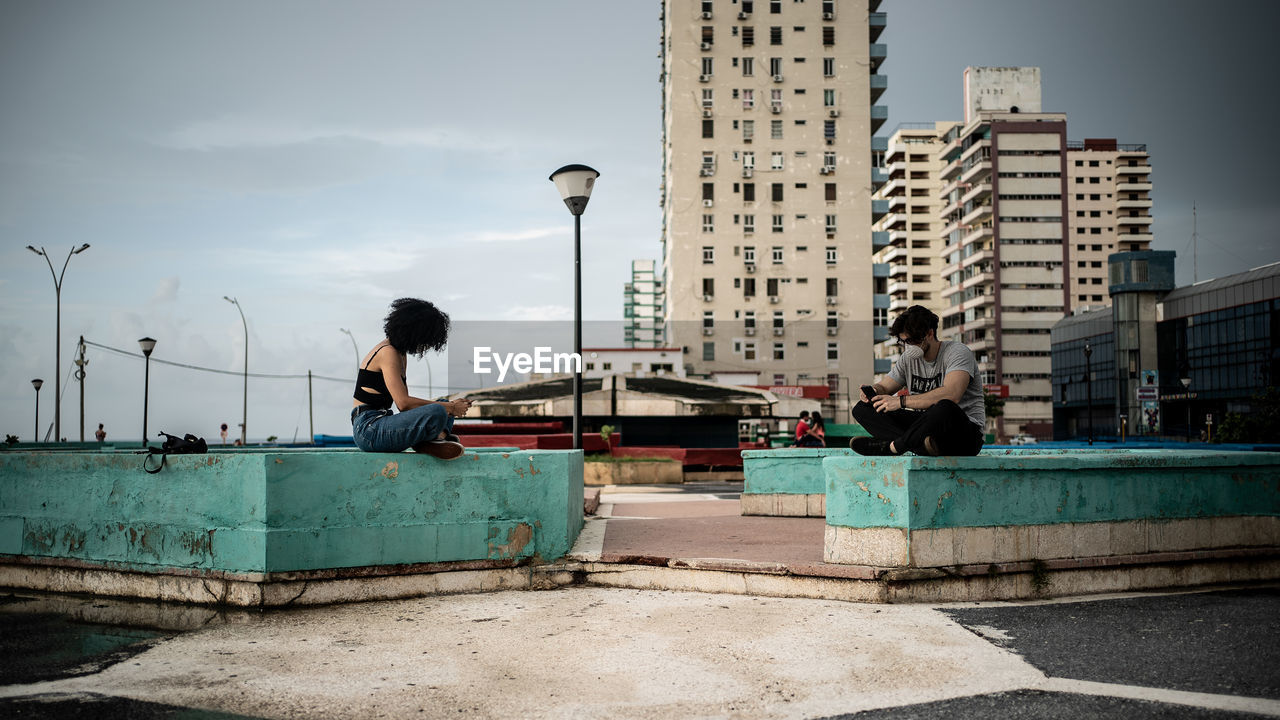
<box><xmin>351</xmin><ymin>403</ymin><xmax>454</xmax><ymax>453</ymax></box>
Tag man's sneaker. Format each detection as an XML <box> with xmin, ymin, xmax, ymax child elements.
<box><xmin>922</xmin><ymin>436</ymin><xmax>941</xmax><ymax>456</ymax></box>
<box><xmin>413</xmin><ymin>440</ymin><xmax>465</xmax><ymax>460</ymax></box>
<box><xmin>851</xmin><ymin>437</ymin><xmax>896</xmax><ymax>456</ymax></box>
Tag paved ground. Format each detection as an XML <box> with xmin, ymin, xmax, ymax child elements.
<box><xmin>2</xmin><ymin>483</ymin><xmax>1277</xmax><ymax>719</ymax></box>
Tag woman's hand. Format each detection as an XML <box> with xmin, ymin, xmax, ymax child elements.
<box><xmin>445</xmin><ymin>398</ymin><xmax>473</xmax><ymax>417</ymax></box>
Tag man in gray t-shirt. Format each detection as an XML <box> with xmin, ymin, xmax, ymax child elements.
<box><xmin>851</xmin><ymin>305</ymin><xmax>986</xmax><ymax>456</ymax></box>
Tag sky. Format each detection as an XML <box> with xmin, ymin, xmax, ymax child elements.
<box><xmin>2</xmin><ymin>0</ymin><xmax>1277</xmax><ymax>443</ymax></box>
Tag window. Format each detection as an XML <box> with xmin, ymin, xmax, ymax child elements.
<box><xmin>823</xmin><ymin>89</ymin><xmax>835</xmax><ymax>107</ymax></box>
<box><xmin>742</xmin><ymin>151</ymin><xmax>754</xmax><ymax>168</ymax></box>
<box><xmin>771</xmin><ymin>152</ymin><xmax>784</xmax><ymax>170</ymax></box>
<box><xmin>701</xmin><ymin>57</ymin><xmax>713</xmax><ymax>76</ymax></box>
<box><xmin>873</xmin><ymin>307</ymin><xmax>887</xmax><ymax>325</ymax></box>
<box><xmin>742</xmin><ymin>119</ymin><xmax>754</xmax><ymax>142</ymax></box>
<box><xmin>702</xmin><ymin>89</ymin><xmax>713</xmax><ymax>108</ymax></box>
<box><xmin>772</xmin><ymin>310</ymin><xmax>784</xmax><ymax>328</ymax></box>
<box><xmin>702</xmin><ymin>151</ymin><xmax>715</xmax><ymax>171</ymax></box>
<box><xmin>824</xmin><ymin>119</ymin><xmax>835</xmax><ymax>141</ymax></box>
<box><xmin>742</xmin><ymin>89</ymin><xmax>754</xmax><ymax>109</ymax></box>
<box><xmin>825</xmin><ymin>246</ymin><xmax>837</xmax><ymax>264</ymax></box>
<box><xmin>773</xmin><ymin>343</ymin><xmax>785</xmax><ymax>360</ymax></box>
<box><xmin>702</xmin><ymin>342</ymin><xmax>715</xmax><ymax>361</ymax></box>
<box><xmin>771</xmin><ymin>246</ymin><xmax>783</xmax><ymax>263</ymax></box>
<box><xmin>771</xmin><ymin>119</ymin><xmax>783</xmax><ymax>139</ymax></box>
<box><xmin>823</xmin><ymin>151</ymin><xmax>836</xmax><ymax>169</ymax></box>
<box><xmin>703</xmin><ymin>182</ymin><xmax>714</xmax><ymax>201</ymax></box>
<box><xmin>742</xmin><ymin>26</ymin><xmax>754</xmax><ymax>46</ymax></box>
<box><xmin>769</xmin><ymin>57</ymin><xmax>782</xmax><ymax>76</ymax></box>
<box><xmin>744</xmin><ymin>245</ymin><xmax>756</xmax><ymax>263</ymax></box>
<box><xmin>823</xmin><ymin>57</ymin><xmax>834</xmax><ymax>76</ymax></box>
<box><xmin>770</xmin><ymin>26</ymin><xmax>782</xmax><ymax>44</ymax></box>
<box><xmin>825</xmin><ymin>214</ymin><xmax>837</xmax><ymax>232</ymax></box>
<box><xmin>825</xmin><ymin>277</ymin><xmax>838</xmax><ymax>296</ymax></box>
<box><xmin>770</xmin><ymin>182</ymin><xmax>784</xmax><ymax>201</ymax></box>
<box><xmin>743</xmin><ymin>277</ymin><xmax>756</xmax><ymax>297</ymax></box>
<box><xmin>702</xmin><ymin>278</ymin><xmax>714</xmax><ymax>296</ymax></box>
<box><xmin>743</xmin><ymin>213</ymin><xmax>755</xmax><ymax>232</ymax></box>
<box><xmin>744</xmin><ymin>342</ymin><xmax>757</xmax><ymax>360</ymax></box>
<box><xmin>702</xmin><ymin>119</ymin><xmax>714</xmax><ymax>138</ymax></box>
<box><xmin>702</xmin><ymin>214</ymin><xmax>714</xmax><ymax>232</ymax></box>
<box><xmin>822</xmin><ymin>26</ymin><xmax>834</xmax><ymax>45</ymax></box>
<box><xmin>742</xmin><ymin>56</ymin><xmax>753</xmax><ymax>75</ymax></box>
<box><xmin>772</xmin><ymin>214</ymin><xmax>784</xmax><ymax>232</ymax></box>
<box><xmin>826</xmin><ymin>310</ymin><xmax>838</xmax><ymax>328</ymax></box>
<box><xmin>703</xmin><ymin>310</ymin><xmax>714</xmax><ymax>329</ymax></box>
<box><xmin>767</xmin><ymin>278</ymin><xmax>779</xmax><ymax>296</ymax></box>
<box><xmin>702</xmin><ymin>246</ymin><xmax>714</xmax><ymax>263</ymax></box>
<box><xmin>826</xmin><ymin>342</ymin><xmax>839</xmax><ymax>361</ymax></box>
<box><xmin>824</xmin><ymin>182</ymin><xmax>836</xmax><ymax>202</ymax></box>
<box><xmin>744</xmin><ymin>311</ymin><xmax>756</xmax><ymax>328</ymax></box>
<box><xmin>743</xmin><ymin>183</ymin><xmax>755</xmax><ymax>202</ymax></box>
<box><xmin>770</xmin><ymin>0</ymin><xmax>781</xmax><ymax>12</ymax></box>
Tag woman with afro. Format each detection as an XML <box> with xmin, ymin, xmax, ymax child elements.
<box><xmin>351</xmin><ymin>298</ymin><xmax>471</xmax><ymax>458</ymax></box>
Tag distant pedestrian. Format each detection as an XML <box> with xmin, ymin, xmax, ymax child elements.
<box><xmin>94</xmin><ymin>423</ymin><xmax>106</xmax><ymax>442</ymax></box>
<box><xmin>798</xmin><ymin>411</ymin><xmax>826</xmax><ymax>447</ymax></box>
<box><xmin>351</xmin><ymin>298</ymin><xmax>471</xmax><ymax>457</ymax></box>
<box><xmin>220</xmin><ymin>423</ymin><xmax>228</xmax><ymax>444</ymax></box>
<box><xmin>793</xmin><ymin>411</ymin><xmax>811</xmax><ymax>446</ymax></box>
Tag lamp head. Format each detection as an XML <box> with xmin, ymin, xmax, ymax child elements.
<box><xmin>31</xmin><ymin>378</ymin><xmax>43</xmax><ymax>391</ymax></box>
<box><xmin>1180</xmin><ymin>376</ymin><xmax>1191</xmax><ymax>388</ymax></box>
<box><xmin>223</xmin><ymin>296</ymin><xmax>236</xmax><ymax>304</ymax></box>
<box><xmin>26</xmin><ymin>246</ymin><xmax>44</xmax><ymax>256</ymax></box>
<box><xmin>138</xmin><ymin>337</ymin><xmax>157</xmax><ymax>357</ymax></box>
<box><xmin>549</xmin><ymin>164</ymin><xmax>600</xmax><ymax>216</ymax></box>
<box><xmin>1083</xmin><ymin>343</ymin><xmax>1092</xmax><ymax>358</ymax></box>
<box><xmin>74</xmin><ymin>243</ymin><xmax>90</xmax><ymax>254</ymax></box>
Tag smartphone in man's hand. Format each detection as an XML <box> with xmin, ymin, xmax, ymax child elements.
<box><xmin>861</xmin><ymin>385</ymin><xmax>876</xmax><ymax>401</ymax></box>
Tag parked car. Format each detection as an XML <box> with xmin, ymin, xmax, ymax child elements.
<box><xmin>1010</xmin><ymin>433</ymin><xmax>1038</xmax><ymax>445</ymax></box>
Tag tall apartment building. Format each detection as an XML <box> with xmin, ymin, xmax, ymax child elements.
<box><xmin>934</xmin><ymin>68</ymin><xmax>1153</xmax><ymax>438</ymax></box>
<box><xmin>659</xmin><ymin>0</ymin><xmax>883</xmax><ymax>418</ymax></box>
<box><xmin>871</xmin><ymin>121</ymin><xmax>958</xmax><ymax>368</ymax></box>
<box><xmin>624</xmin><ymin>259</ymin><xmax>666</xmax><ymax>348</ymax></box>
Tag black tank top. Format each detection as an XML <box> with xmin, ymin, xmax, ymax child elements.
<box><xmin>353</xmin><ymin>345</ymin><xmax>404</xmax><ymax>410</ymax></box>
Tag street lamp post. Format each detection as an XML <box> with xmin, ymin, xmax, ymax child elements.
<box><xmin>549</xmin><ymin>164</ymin><xmax>600</xmax><ymax>451</ymax></box>
<box><xmin>1083</xmin><ymin>343</ymin><xmax>1093</xmax><ymax>446</ymax></box>
<box><xmin>224</xmin><ymin>296</ymin><xmax>248</xmax><ymax>446</ymax></box>
<box><xmin>27</xmin><ymin>244</ymin><xmax>91</xmax><ymax>442</ymax></box>
<box><xmin>1180</xmin><ymin>375</ymin><xmax>1192</xmax><ymax>442</ymax></box>
<box><xmin>339</xmin><ymin>328</ymin><xmax>360</xmax><ymax>367</ymax></box>
<box><xmin>74</xmin><ymin>336</ymin><xmax>88</xmax><ymax>442</ymax></box>
<box><xmin>138</xmin><ymin>338</ymin><xmax>156</xmax><ymax>448</ymax></box>
<box><xmin>31</xmin><ymin>379</ymin><xmax>43</xmax><ymax>442</ymax></box>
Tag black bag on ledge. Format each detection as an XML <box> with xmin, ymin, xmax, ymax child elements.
<box><xmin>143</xmin><ymin>431</ymin><xmax>208</xmax><ymax>474</ymax></box>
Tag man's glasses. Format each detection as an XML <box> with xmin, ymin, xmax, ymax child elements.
<box><xmin>896</xmin><ymin>336</ymin><xmax>924</xmax><ymax>348</ymax></box>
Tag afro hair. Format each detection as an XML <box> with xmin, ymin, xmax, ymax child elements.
<box><xmin>384</xmin><ymin>298</ymin><xmax>451</xmax><ymax>357</ymax></box>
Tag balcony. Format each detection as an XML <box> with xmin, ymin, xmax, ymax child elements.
<box><xmin>872</xmin><ymin>263</ymin><xmax>890</xmax><ymax>278</ymax></box>
<box><xmin>887</xmin><ymin>279</ymin><xmax>909</xmax><ymax>296</ymax></box>
<box><xmin>869</xmin><ymin>12</ymin><xmax>886</xmax><ymax>42</ymax></box>
<box><xmin>1117</xmin><ymin>181</ymin><xmax>1153</xmax><ymax>192</ymax></box>
<box><xmin>1116</xmin><ymin>215</ymin><xmax>1153</xmax><ymax>226</ymax></box>
<box><xmin>961</xmin><ymin>223</ymin><xmax>993</xmax><ymax>246</ymax></box>
<box><xmin>960</xmin><ymin>180</ymin><xmax>992</xmax><ymax>206</ymax></box>
<box><xmin>960</xmin><ymin>203</ymin><xmax>992</xmax><ymax>228</ymax></box>
<box><xmin>888</xmin><ymin>263</ymin><xmax>908</xmax><ymax>278</ymax></box>
<box><xmin>959</xmin><ymin>158</ymin><xmax>992</xmax><ymax>185</ymax></box>
<box><xmin>874</xmin><ymin>325</ymin><xmax>890</xmax><ymax>342</ymax></box>
<box><xmin>869</xmin><ymin>74</ymin><xmax>888</xmax><ymax>103</ymax></box>
<box><xmin>869</xmin><ymin>43</ymin><xmax>887</xmax><ymax>72</ymax></box>
<box><xmin>1116</xmin><ymin>164</ymin><xmax>1152</xmax><ymax>175</ymax></box>
<box><xmin>878</xmin><ymin>176</ymin><xmax>906</xmax><ymax>198</ymax></box>
<box><xmin>871</xmin><ymin>166</ymin><xmax>889</xmax><ymax>188</ymax></box>
<box><xmin>1121</xmin><ymin>232</ymin><xmax>1153</xmax><ymax>242</ymax></box>
<box><xmin>887</xmin><ymin>229</ymin><xmax>908</xmax><ymax>245</ymax></box>
<box><xmin>871</xmin><ymin>136</ymin><xmax>888</xmax><ymax>153</ymax></box>
<box><xmin>870</xmin><ymin>105</ymin><xmax>889</xmax><ymax>134</ymax></box>
<box><xmin>1116</xmin><ymin>199</ymin><xmax>1152</xmax><ymax>209</ymax></box>
<box><xmin>871</xmin><ymin>230</ymin><xmax>891</xmax><ymax>250</ymax></box>
<box><xmin>887</xmin><ymin>195</ymin><xmax>906</xmax><ymax>212</ymax></box>
<box><xmin>888</xmin><ymin>296</ymin><xmax>911</xmax><ymax>313</ymax></box>
<box><xmin>939</xmin><ymin>158</ymin><xmax>961</xmax><ymax>181</ymax></box>
<box><xmin>882</xmin><ymin>245</ymin><xmax>907</xmax><ymax>264</ymax></box>
<box><xmin>960</xmin><ymin>248</ymin><xmax>993</xmax><ymax>270</ymax></box>
<box><xmin>871</xmin><ymin>199</ymin><xmax>890</xmax><ymax>221</ymax></box>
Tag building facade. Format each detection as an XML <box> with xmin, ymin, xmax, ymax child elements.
<box><xmin>659</xmin><ymin>0</ymin><xmax>882</xmax><ymax>419</ymax></box>
<box><xmin>624</xmin><ymin>259</ymin><xmax>666</xmax><ymax>348</ymax></box>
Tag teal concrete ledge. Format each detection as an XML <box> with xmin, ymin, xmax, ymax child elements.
<box><xmin>823</xmin><ymin>451</ymin><xmax>1280</xmax><ymax>569</ymax></box>
<box><xmin>742</xmin><ymin>448</ymin><xmax>854</xmax><ymax>517</ymax></box>
<box><xmin>0</xmin><ymin>449</ymin><xmax>584</xmax><ymax>603</ymax></box>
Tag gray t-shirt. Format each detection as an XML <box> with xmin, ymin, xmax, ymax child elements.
<box><xmin>887</xmin><ymin>340</ymin><xmax>985</xmax><ymax>428</ymax></box>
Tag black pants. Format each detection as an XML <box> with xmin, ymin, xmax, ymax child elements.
<box><xmin>850</xmin><ymin>399</ymin><xmax>984</xmax><ymax>456</ymax></box>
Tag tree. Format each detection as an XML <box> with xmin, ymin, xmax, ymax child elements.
<box><xmin>983</xmin><ymin>390</ymin><xmax>1005</xmax><ymax>435</ymax></box>
<box><xmin>1216</xmin><ymin>387</ymin><xmax>1279</xmax><ymax>444</ymax></box>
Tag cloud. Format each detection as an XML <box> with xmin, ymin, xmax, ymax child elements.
<box><xmin>150</xmin><ymin>276</ymin><xmax>180</xmax><ymax>303</ymax></box>
<box><xmin>461</xmin><ymin>227</ymin><xmax>569</xmax><ymax>244</ymax></box>
<box><xmin>158</xmin><ymin>116</ymin><xmax>506</xmax><ymax>154</ymax></box>
<box><xmin>502</xmin><ymin>305</ymin><xmax>572</xmax><ymax>321</ymax></box>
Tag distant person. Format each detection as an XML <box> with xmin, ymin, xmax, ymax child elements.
<box><xmin>352</xmin><ymin>298</ymin><xmax>471</xmax><ymax>458</ymax></box>
<box><xmin>94</xmin><ymin>423</ymin><xmax>106</xmax><ymax>442</ymax></box>
<box><xmin>850</xmin><ymin>305</ymin><xmax>985</xmax><ymax>457</ymax></box>
<box><xmin>793</xmin><ymin>411</ymin><xmax>810</xmax><ymax>446</ymax></box>
<box><xmin>798</xmin><ymin>411</ymin><xmax>826</xmax><ymax>447</ymax></box>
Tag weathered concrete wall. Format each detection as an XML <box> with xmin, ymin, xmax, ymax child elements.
<box><xmin>822</xmin><ymin>451</ymin><xmax>1280</xmax><ymax>568</ymax></box>
<box><xmin>0</xmin><ymin>448</ymin><xmax>584</xmax><ymax>577</ymax></box>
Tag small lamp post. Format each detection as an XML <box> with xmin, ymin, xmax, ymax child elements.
<box><xmin>1083</xmin><ymin>343</ymin><xmax>1093</xmax><ymax>446</ymax></box>
<box><xmin>548</xmin><ymin>163</ymin><xmax>600</xmax><ymax>451</ymax></box>
<box><xmin>27</xmin><ymin>243</ymin><xmax>91</xmax><ymax>442</ymax></box>
<box><xmin>138</xmin><ymin>337</ymin><xmax>156</xmax><ymax>447</ymax></box>
<box><xmin>31</xmin><ymin>378</ymin><xmax>44</xmax><ymax>442</ymax></box>
<box><xmin>224</xmin><ymin>296</ymin><xmax>248</xmax><ymax>445</ymax></box>
<box><xmin>339</xmin><ymin>328</ymin><xmax>360</xmax><ymax>368</ymax></box>
<box><xmin>1180</xmin><ymin>375</ymin><xmax>1192</xmax><ymax>442</ymax></box>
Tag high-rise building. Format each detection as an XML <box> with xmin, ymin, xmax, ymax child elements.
<box><xmin>933</xmin><ymin>67</ymin><xmax>1153</xmax><ymax>439</ymax></box>
<box><xmin>659</xmin><ymin>0</ymin><xmax>882</xmax><ymax>417</ymax></box>
<box><xmin>624</xmin><ymin>259</ymin><xmax>666</xmax><ymax>348</ymax></box>
<box><xmin>872</xmin><ymin>121</ymin><xmax>959</xmax><ymax>369</ymax></box>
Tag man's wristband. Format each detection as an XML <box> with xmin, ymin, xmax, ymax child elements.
<box><xmin>899</xmin><ymin>395</ymin><xmax>905</xmax><ymax>410</ymax></box>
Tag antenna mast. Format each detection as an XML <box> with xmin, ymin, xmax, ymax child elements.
<box><xmin>1192</xmin><ymin>202</ymin><xmax>1198</xmax><ymax>283</ymax></box>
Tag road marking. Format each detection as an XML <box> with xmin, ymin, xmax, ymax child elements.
<box><xmin>1037</xmin><ymin>677</ymin><xmax>1280</xmax><ymax>717</ymax></box>
<box><xmin>566</xmin><ymin>515</ymin><xmax>608</xmax><ymax>562</ymax></box>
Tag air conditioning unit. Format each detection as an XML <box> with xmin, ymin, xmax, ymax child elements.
<box><xmin>699</xmin><ymin>73</ymin><xmax>711</xmax><ymax>82</ymax></box>
<box><xmin>738</xmin><ymin>11</ymin><xmax>749</xmax><ymax>19</ymax></box>
<box><xmin>701</xmin><ymin>12</ymin><xmax>712</xmax><ymax>19</ymax></box>
<box><xmin>773</xmin><ymin>327</ymin><xmax>784</xmax><ymax>336</ymax></box>
<box><xmin>742</xmin><ymin>167</ymin><xmax>753</xmax><ymax>178</ymax></box>
<box><xmin>700</xmin><ymin>41</ymin><xmax>712</xmax><ymax>50</ymax></box>
<box><xmin>826</xmin><ymin>296</ymin><xmax>838</xmax><ymax>305</ymax></box>
<box><xmin>702</xmin><ymin>327</ymin><xmax>715</xmax><ymax>336</ymax></box>
<box><xmin>703</xmin><ymin>294</ymin><xmax>714</xmax><ymax>302</ymax></box>
<box><xmin>745</xmin><ymin>263</ymin><xmax>756</xmax><ymax>273</ymax></box>
<box><xmin>771</xmin><ymin>105</ymin><xmax>782</xmax><ymax>114</ymax></box>
<box><xmin>819</xmin><ymin>167</ymin><xmax>832</xmax><ymax>175</ymax></box>
<box><xmin>769</xmin><ymin>295</ymin><xmax>780</xmax><ymax>304</ymax></box>
<box><xmin>744</xmin><ymin>326</ymin><xmax>756</xmax><ymax>336</ymax></box>
<box><xmin>826</xmin><ymin>326</ymin><xmax>839</xmax><ymax>336</ymax></box>
<box><xmin>828</xmin><ymin>109</ymin><xmax>840</xmax><ymax>118</ymax></box>
<box><xmin>772</xmin><ymin>74</ymin><xmax>784</xmax><ymax>83</ymax></box>
<box><xmin>703</xmin><ymin>199</ymin><xmax>714</xmax><ymax>207</ymax></box>
<box><xmin>823</xmin><ymin>11</ymin><xmax>834</xmax><ymax>20</ymax></box>
<box><xmin>825</xmin><ymin>138</ymin><xmax>834</xmax><ymax>145</ymax></box>
<box><xmin>700</xmin><ymin>167</ymin><xmax>714</xmax><ymax>176</ymax></box>
<box><xmin>702</xmin><ymin>109</ymin><xmax>713</xmax><ymax>118</ymax></box>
